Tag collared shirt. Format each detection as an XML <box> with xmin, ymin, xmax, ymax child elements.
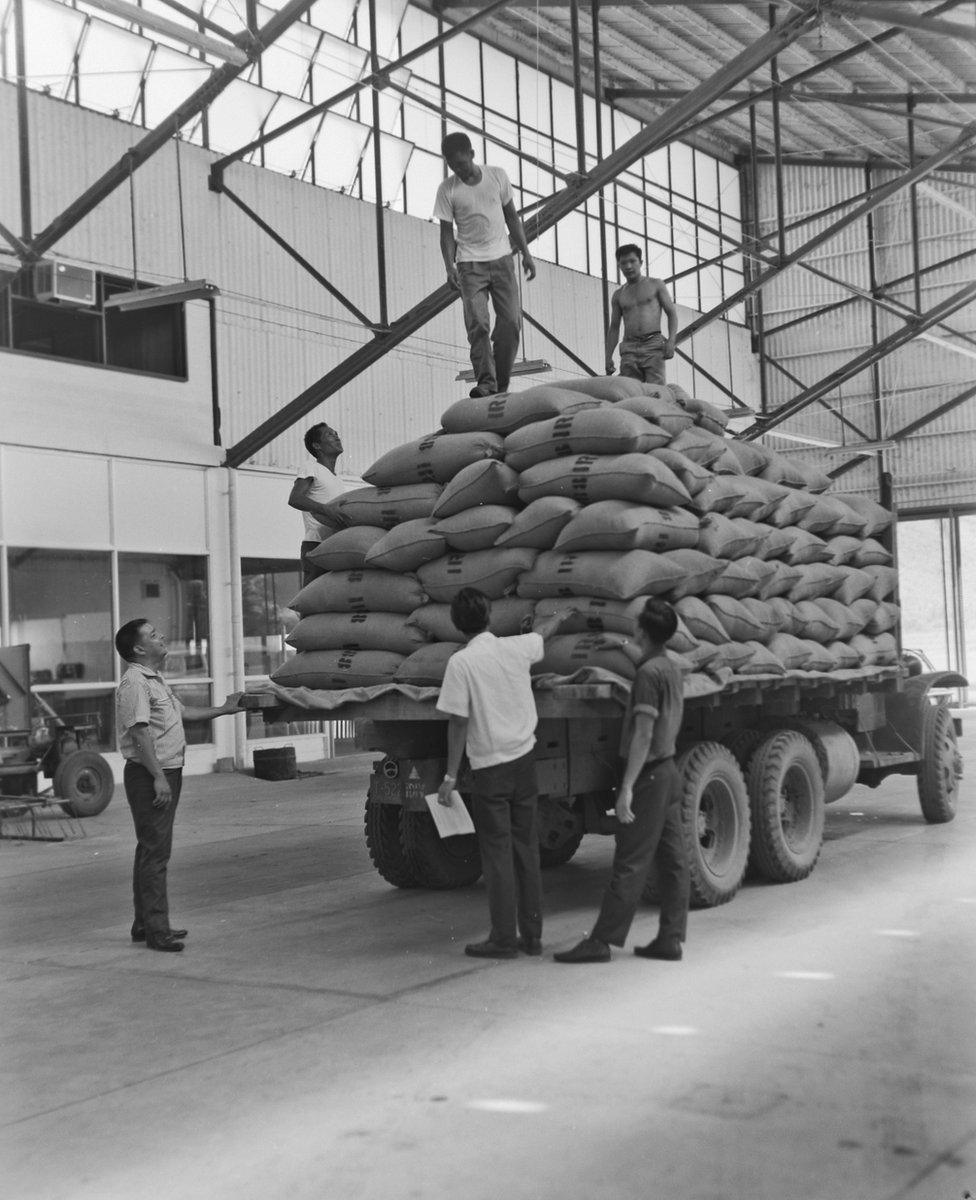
<box><xmin>436</xmin><ymin>631</ymin><xmax>543</xmax><ymax>770</ymax></box>
<box><xmin>432</xmin><ymin>166</ymin><xmax>514</xmax><ymax>263</ymax></box>
<box><xmin>619</xmin><ymin>650</ymin><xmax>684</xmax><ymax>764</ymax></box>
<box><xmin>117</xmin><ymin>662</ymin><xmax>186</xmax><ymax>769</ymax></box>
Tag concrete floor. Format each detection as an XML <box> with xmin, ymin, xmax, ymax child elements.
<box><xmin>2</xmin><ymin>734</ymin><xmax>974</xmax><ymax>1200</ymax></box>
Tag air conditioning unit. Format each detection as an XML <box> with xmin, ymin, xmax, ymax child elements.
<box><xmin>33</xmin><ymin>259</ymin><xmax>97</xmax><ymax>306</ymax></box>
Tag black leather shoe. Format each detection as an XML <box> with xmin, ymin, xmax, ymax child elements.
<box><xmin>132</xmin><ymin>928</ymin><xmax>187</xmax><ymax>943</ymax></box>
<box><xmin>464</xmin><ymin>939</ymin><xmax>518</xmax><ymax>959</ymax></box>
<box><xmin>146</xmin><ymin>933</ymin><xmax>185</xmax><ymax>952</ymax></box>
<box><xmin>554</xmin><ymin>937</ymin><xmax>611</xmax><ymax>964</ymax></box>
<box><xmin>633</xmin><ymin>938</ymin><xmax>683</xmax><ymax>961</ymax></box>
<box><xmin>518</xmin><ymin>937</ymin><xmax>542</xmax><ymax>956</ymax></box>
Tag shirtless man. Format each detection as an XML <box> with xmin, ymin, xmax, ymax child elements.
<box><xmin>605</xmin><ymin>244</ymin><xmax>679</xmax><ymax>386</ymax></box>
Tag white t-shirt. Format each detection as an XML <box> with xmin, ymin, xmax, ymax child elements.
<box><xmin>300</xmin><ymin>466</ymin><xmax>353</xmax><ymax>539</ymax></box>
<box><xmin>436</xmin><ymin>631</ymin><xmax>543</xmax><ymax>770</ymax></box>
<box><xmin>432</xmin><ymin>166</ymin><xmax>514</xmax><ymax>263</ymax></box>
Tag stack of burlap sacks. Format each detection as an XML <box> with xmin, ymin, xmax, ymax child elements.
<box><xmin>273</xmin><ymin>377</ymin><xmax>898</xmax><ymax>692</ymax></box>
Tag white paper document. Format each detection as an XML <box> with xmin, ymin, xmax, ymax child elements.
<box><xmin>425</xmin><ymin>790</ymin><xmax>475</xmax><ymax>838</ymax></box>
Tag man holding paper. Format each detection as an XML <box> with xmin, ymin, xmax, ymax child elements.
<box><xmin>436</xmin><ymin>588</ymin><xmax>575</xmax><ymax>960</ymax></box>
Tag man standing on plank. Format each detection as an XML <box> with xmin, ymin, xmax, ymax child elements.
<box><xmin>434</xmin><ymin>131</ymin><xmax>536</xmax><ymax>399</ymax></box>
<box><xmin>605</xmin><ymin>243</ymin><xmax>679</xmax><ymax>385</ymax></box>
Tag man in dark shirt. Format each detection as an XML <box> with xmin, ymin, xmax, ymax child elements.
<box><xmin>555</xmin><ymin>598</ymin><xmax>689</xmax><ymax>963</ymax></box>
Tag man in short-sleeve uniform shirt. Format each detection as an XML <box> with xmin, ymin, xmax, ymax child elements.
<box><xmin>436</xmin><ymin>588</ymin><xmax>575</xmax><ymax>959</ymax></box>
<box><xmin>115</xmin><ymin>619</ymin><xmax>240</xmax><ymax>952</ymax></box>
<box><xmin>434</xmin><ymin>131</ymin><xmax>536</xmax><ymax>398</ymax></box>
<box><xmin>556</xmin><ymin>599</ymin><xmax>690</xmax><ymax>964</ymax></box>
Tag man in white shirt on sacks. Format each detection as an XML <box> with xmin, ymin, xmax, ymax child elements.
<box><xmin>434</xmin><ymin>131</ymin><xmax>536</xmax><ymax>399</ymax></box>
<box><xmin>436</xmin><ymin>588</ymin><xmax>576</xmax><ymax>959</ymax></box>
<box><xmin>288</xmin><ymin>422</ymin><xmax>351</xmax><ymax>585</ymax></box>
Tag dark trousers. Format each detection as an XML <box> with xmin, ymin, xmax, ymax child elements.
<box><xmin>124</xmin><ymin>760</ymin><xmax>183</xmax><ymax>938</ymax></box>
<box><xmin>470</xmin><ymin>750</ymin><xmax>543</xmax><ymax>947</ymax></box>
<box><xmin>300</xmin><ymin>539</ymin><xmax>327</xmax><ymax>588</ymax></box>
<box><xmin>457</xmin><ymin>256</ymin><xmax>521</xmax><ymax>393</ymax></box>
<box><xmin>592</xmin><ymin>758</ymin><xmax>689</xmax><ymax>947</ymax></box>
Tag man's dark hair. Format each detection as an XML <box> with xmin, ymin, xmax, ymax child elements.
<box><xmin>115</xmin><ymin>618</ymin><xmax>149</xmax><ymax>662</ymax></box>
<box><xmin>450</xmin><ymin>587</ymin><xmax>491</xmax><ymax>636</ymax></box>
<box><xmin>615</xmin><ymin>243</ymin><xmax>643</xmax><ymax>262</ymax></box>
<box><xmin>637</xmin><ymin>599</ymin><xmax>677</xmax><ymax>645</ymax></box>
<box><xmin>304</xmin><ymin>422</ymin><xmax>336</xmax><ymax>456</ymax></box>
<box><xmin>442</xmin><ymin>131</ymin><xmax>473</xmax><ymax>158</ymax></box>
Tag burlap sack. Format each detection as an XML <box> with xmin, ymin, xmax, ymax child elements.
<box><xmin>768</xmin><ymin>632</ymin><xmax>814</xmax><ymax>670</ymax></box>
<box><xmin>695</xmin><ymin>476</ymin><xmax>775</xmax><ymax>519</ymax></box>
<box><xmin>739</xmin><ymin>598</ymin><xmax>782</xmax><ymax>640</ymax></box>
<box><xmin>432</xmin><ymin>505</ymin><xmax>518</xmax><ymax>551</ymax></box>
<box><xmin>797</xmin><ymin>639</ymin><xmax>835</xmax><ymax>670</ymax></box>
<box><xmin>705</xmin><ymin>595</ymin><xmax>767</xmax><ymax>641</ymax></box>
<box><xmin>735</xmin><ymin>641</ymin><xmax>788</xmax><ymax>676</ymax></box>
<box><xmin>554</xmin><ymin>501</ymin><xmax>699</xmax><ymax>553</ymax></box>
<box><xmin>272</xmin><ymin>648</ymin><xmax>403</xmax><ymax>689</ymax></box>
<box><xmin>432</xmin><ymin>459</ymin><xmax>521</xmax><ymax>518</ymax></box>
<box><xmin>756</xmin><ymin>559</ymin><xmax>804</xmax><ymax>599</ymax></box>
<box><xmin>441</xmin><ymin>386</ymin><xmax>605</xmax><ymax>435</ymax></box>
<box><xmin>682</xmin><ymin>642</ymin><xmax>724</xmax><ymax>672</ymax></box>
<box><xmin>305</xmin><ymin>525</ymin><xmax>387</xmax><ymax>571</ymax></box>
<box><xmin>555</xmin><ymin>376</ymin><xmax>646</xmax><ymax>401</ymax></box>
<box><xmin>751</xmin><ymin>522</ymin><xmax>795</xmax><ymax>561</ymax></box>
<box><xmin>788</xmin><ymin>563</ymin><xmax>845</xmax><ymax>601</ymax></box>
<box><xmin>618</xmin><ymin>394</ymin><xmax>696</xmax><ymax>436</ymax></box>
<box><xmin>408</xmin><ymin>596</ymin><xmax>536</xmax><ymax>642</ymax></box>
<box><xmin>849</xmin><ymin>634</ymin><xmax>878</xmax><ymax>666</ymax></box>
<box><xmin>394</xmin><ymin>642</ymin><xmax>460</xmax><ymax>685</ymax></box>
<box><xmin>328</xmin><ymin>483</ymin><xmax>443</xmax><ymax>529</ymax></box>
<box><xmin>717</xmin><ymin>641</ymin><xmax>757</xmax><ymax>671</ymax></box>
<box><xmin>848</xmin><ymin>597</ymin><xmax>877</xmax><ymax>631</ymax></box>
<box><xmin>289</xmin><ymin>570</ymin><xmax>427</xmax><ymax>616</ymax></box>
<box><xmin>760</xmin><ymin>452</ymin><xmax>811</xmax><ymax>489</ymax></box>
<box><xmin>668</xmin><ymin>382</ymin><xmax>692</xmax><ymax>403</ymax></box>
<box><xmin>697</xmin><ymin>512</ymin><xmax>761</xmax><ymax>559</ymax></box>
<box><xmin>795</xmin><ymin>495</ymin><xmax>850</xmax><ymax>534</ymax></box>
<box><xmin>865</xmin><ymin>600</ymin><xmax>900</xmax><ymax>634</ymax></box>
<box><xmin>649</xmin><ymin>447</ymin><xmax>713</xmax><ymax>495</ymax></box>
<box><xmin>517</xmin><ymin>453</ymin><xmax>691</xmax><ymax>508</ymax></box>
<box><xmin>791</xmin><ymin>600</ymin><xmax>843</xmax><ymax>643</ymax></box>
<box><xmin>674</xmin><ymin>596</ymin><xmax>729</xmax><ymax>644</ymax></box>
<box><xmin>765</xmin><ymin>597</ymin><xmax>798</xmax><ymax>635</ymax></box>
<box><xmin>826</xmin><ymin>641</ymin><xmax>863</xmax><ymax>669</ymax></box>
<box><xmin>364</xmin><ymin>519</ymin><xmax>447</xmax><ymax>572</ymax></box>
<box><xmin>494</xmin><ymin>496</ymin><xmax>581</xmax><ymax>549</ymax></box>
<box><xmin>766</xmin><ymin>488</ymin><xmax>819</xmax><ymax>528</ymax></box>
<box><xmin>516</xmin><ymin>549</ymin><xmax>685</xmax><ymax>601</ymax></box>
<box><xmin>532</xmin><ymin>597</ymin><xmax>695</xmax><ymax>650</ymax></box>
<box><xmin>535</xmin><ymin>633</ymin><xmax>636</xmax><ymax>681</ymax></box>
<box><xmin>782</xmin><ymin>529</ymin><xmax>832</xmax><ymax>565</ymax></box>
<box><xmin>363</xmin><ymin>431</ymin><xmax>504</xmax><ymax>487</ymax></box>
<box><xmin>853</xmin><ymin>538</ymin><xmax>893</xmax><ymax>567</ymax></box>
<box><xmin>709</xmin><ymin>556</ymin><xmax>777</xmax><ymax>599</ymax></box>
<box><xmin>794</xmin><ymin>461</ymin><xmax>833</xmax><ymax>494</ymax></box>
<box><xmin>668</xmin><ymin>428</ymin><xmax>733</xmax><ymax>467</ymax></box>
<box><xmin>862</xmin><ymin>564</ymin><xmax>898</xmax><ymax>601</ymax></box>
<box><xmin>658</xmin><ymin>549</ymin><xmax>726</xmax><ymax>599</ymax></box>
<box><xmin>709</xmin><ymin>446</ymin><xmax>748</xmax><ymax>475</ymax></box>
<box><xmin>418</xmin><ymin>548</ymin><xmax>538</xmax><ymax>602</ymax></box>
<box><xmin>814</xmin><ymin>596</ymin><xmax>863</xmax><ymax>640</ymax></box>
<box><xmin>728</xmin><ymin>518</ymin><xmax>772</xmax><ymax>558</ymax></box>
<box><xmin>840</xmin><ymin>494</ymin><xmax>894</xmax><ymax>537</ymax></box>
<box><xmin>823</xmin><ymin>535</ymin><xmax>863</xmax><ymax>566</ymax></box>
<box><xmin>723</xmin><ymin>439</ymin><xmax>772</xmax><ymax>476</ymax></box>
<box><xmin>833</xmin><ymin>566</ymin><xmax>877</xmax><ymax>604</ymax></box>
<box><xmin>286</xmin><ymin>612</ymin><xmax>431</xmax><ymax>656</ymax></box>
<box><xmin>503</xmin><ymin>408</ymin><xmax>669</xmax><ymax>472</ymax></box>
<box><xmin>873</xmin><ymin>632</ymin><xmax>898</xmax><ymax>664</ymax></box>
<box><xmin>689</xmin><ymin>398</ymin><xmax>730</xmax><ymax>435</ymax></box>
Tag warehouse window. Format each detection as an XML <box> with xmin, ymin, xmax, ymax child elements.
<box><xmin>241</xmin><ymin>558</ymin><xmax>301</xmax><ymax>679</ymax></box>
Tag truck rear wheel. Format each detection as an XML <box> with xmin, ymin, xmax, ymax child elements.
<box><xmin>917</xmin><ymin>702</ymin><xmax>961</xmax><ymax>824</ymax></box>
<box><xmin>364</xmin><ymin>801</ymin><xmax>422</xmax><ymax>888</ymax></box>
<box><xmin>55</xmin><ymin>750</ymin><xmax>114</xmax><ymax>817</ymax></box>
<box><xmin>538</xmin><ymin>798</ymin><xmax>584</xmax><ymax>867</ymax></box>
<box><xmin>677</xmin><ymin>742</ymin><xmax>751</xmax><ymax>908</ymax></box>
<box><xmin>747</xmin><ymin>731</ymin><xmax>825</xmax><ymax>882</ymax></box>
<box><xmin>401</xmin><ymin>807</ymin><xmax>483</xmax><ymax>889</ymax></box>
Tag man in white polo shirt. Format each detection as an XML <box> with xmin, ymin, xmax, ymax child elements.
<box><xmin>436</xmin><ymin>588</ymin><xmax>575</xmax><ymax>959</ymax></box>
<box><xmin>434</xmin><ymin>130</ymin><xmax>536</xmax><ymax>398</ymax></box>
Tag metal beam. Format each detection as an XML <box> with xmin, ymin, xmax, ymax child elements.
<box><xmin>681</xmin><ymin>120</ymin><xmax>976</xmax><ymax>342</ymax></box>
<box><xmin>78</xmin><ymin>0</ymin><xmax>249</xmax><ymax>65</ymax></box>
<box><xmin>225</xmin><ymin>2</ymin><xmax>825</xmax><ymax>467</ymax></box>
<box><xmin>0</xmin><ymin>219</ymin><xmax>30</xmax><ymax>258</ymax></box>
<box><xmin>13</xmin><ymin>0</ymin><xmax>31</xmax><ymax>243</ymax></box>
<box><xmin>741</xmin><ymin>281</ymin><xmax>976</xmax><ymax>440</ymax></box>
<box><xmin>521</xmin><ymin>310</ymin><xmax>597</xmax><ymax>377</ymax></box>
<box><xmin>7</xmin><ymin>0</ymin><xmax>318</xmax><ymax>273</ymax></box>
<box><xmin>210</xmin><ymin>0</ymin><xmax>513</xmax><ymax>178</ymax></box>
<box><xmin>837</xmin><ymin>1</ymin><xmax>976</xmax><ymax>39</ymax></box>
<box><xmin>607</xmin><ymin>90</ymin><xmax>976</xmax><ymax>104</ymax></box>
<box><xmin>154</xmin><ymin>0</ymin><xmax>246</xmax><ymax>44</ymax></box>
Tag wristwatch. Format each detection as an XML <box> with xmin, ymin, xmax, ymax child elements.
<box><xmin>443</xmin><ymin>773</ymin><xmax>456</xmax><ymax>783</ymax></box>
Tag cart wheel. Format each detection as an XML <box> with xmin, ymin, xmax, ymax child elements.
<box><xmin>55</xmin><ymin>750</ymin><xmax>115</xmax><ymax>817</ymax></box>
<box><xmin>917</xmin><ymin>702</ymin><xmax>961</xmax><ymax>824</ymax></box>
<box><xmin>401</xmin><ymin>804</ymin><xmax>482</xmax><ymax>889</ymax></box>
<box><xmin>364</xmin><ymin>800</ymin><xmax>422</xmax><ymax>888</ymax></box>
<box><xmin>677</xmin><ymin>742</ymin><xmax>751</xmax><ymax>908</ymax></box>
<box><xmin>538</xmin><ymin>797</ymin><xmax>585</xmax><ymax>867</ymax></box>
<box><xmin>747</xmin><ymin>731</ymin><xmax>825</xmax><ymax>882</ymax></box>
